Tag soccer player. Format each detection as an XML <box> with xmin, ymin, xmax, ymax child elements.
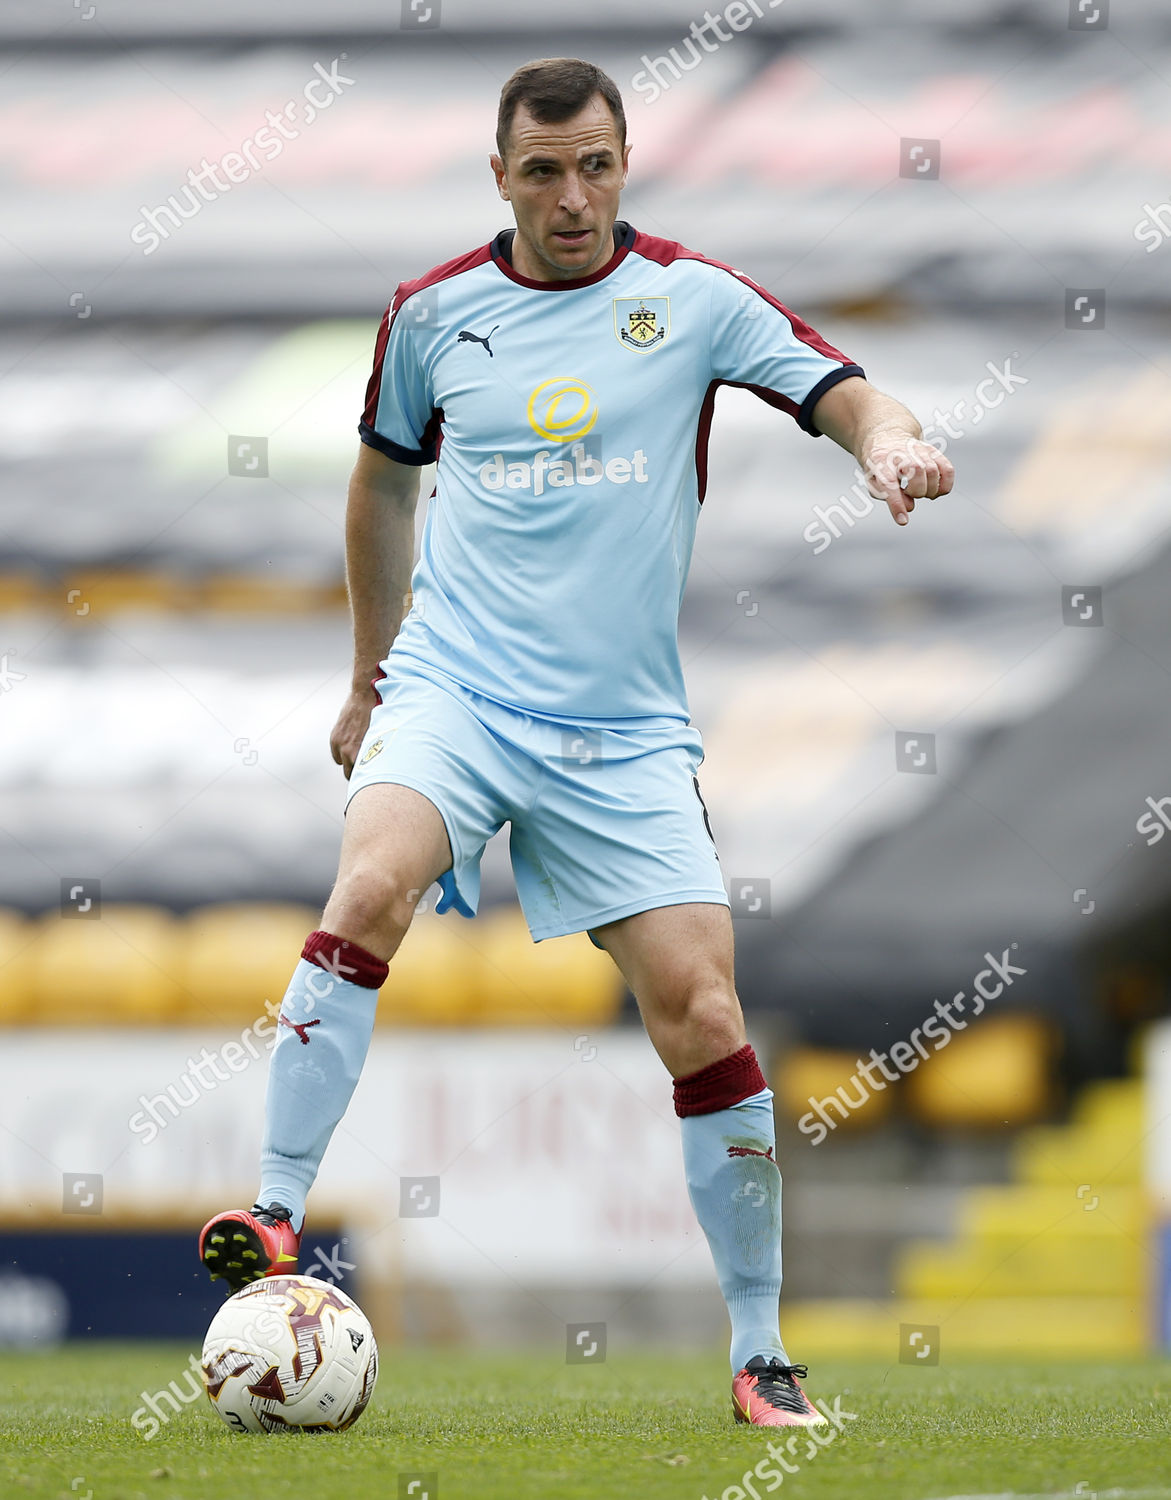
<box><xmin>199</xmin><ymin>57</ymin><xmax>954</xmax><ymax>1427</ymax></box>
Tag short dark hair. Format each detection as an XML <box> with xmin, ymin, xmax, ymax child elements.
<box><xmin>496</xmin><ymin>58</ymin><xmax>626</xmax><ymax>159</ymax></box>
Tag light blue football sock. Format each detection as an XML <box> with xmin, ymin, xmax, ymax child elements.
<box><xmin>680</xmin><ymin>1086</ymin><xmax>788</xmax><ymax>1373</ymax></box>
<box><xmin>258</xmin><ymin>954</ymin><xmax>380</xmax><ymax>1233</ymax></box>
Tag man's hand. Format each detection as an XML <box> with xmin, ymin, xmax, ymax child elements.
<box><xmin>330</xmin><ymin>686</ymin><xmax>378</xmax><ymax>780</ymax></box>
<box><xmin>811</xmin><ymin>375</ymin><xmax>955</xmax><ymax>528</ymax></box>
<box><xmin>860</xmin><ymin>428</ymin><xmax>955</xmax><ymax>527</ymax></box>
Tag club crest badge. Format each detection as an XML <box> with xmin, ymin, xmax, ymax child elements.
<box><xmin>614</xmin><ymin>296</ymin><xmax>670</xmax><ymax>352</ymax></box>
<box><xmin>359</xmin><ymin>737</ymin><xmax>384</xmax><ymax>765</ymax></box>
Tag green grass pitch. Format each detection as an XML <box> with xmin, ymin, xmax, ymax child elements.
<box><xmin>2</xmin><ymin>1345</ymin><xmax>1170</xmax><ymax>1500</ymax></box>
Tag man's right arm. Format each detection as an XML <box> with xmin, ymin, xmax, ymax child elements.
<box><xmin>329</xmin><ymin>442</ymin><xmax>422</xmax><ymax>778</ymax></box>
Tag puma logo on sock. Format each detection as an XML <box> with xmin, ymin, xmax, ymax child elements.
<box><xmin>279</xmin><ymin>1014</ymin><xmax>322</xmax><ymax>1046</ymax></box>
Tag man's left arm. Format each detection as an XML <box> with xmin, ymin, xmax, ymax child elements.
<box><xmin>811</xmin><ymin>374</ymin><xmax>955</xmax><ymax>527</ymax></box>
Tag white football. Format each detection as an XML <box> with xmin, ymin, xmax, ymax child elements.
<box><xmin>201</xmin><ymin>1274</ymin><xmax>378</xmax><ymax>1434</ymax></box>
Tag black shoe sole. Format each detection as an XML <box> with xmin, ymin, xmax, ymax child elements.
<box><xmin>201</xmin><ymin>1219</ymin><xmax>273</xmax><ymax>1294</ymax></box>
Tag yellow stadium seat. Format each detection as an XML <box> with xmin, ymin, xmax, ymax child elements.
<box><xmin>198</xmin><ymin>576</ymin><xmax>345</xmax><ymax>613</ymax></box>
<box><xmin>0</xmin><ymin>908</ymin><xmax>34</xmax><ymax>1023</ymax></box>
<box><xmin>0</xmin><ymin>573</ymin><xmax>49</xmax><ymax>611</ymax></box>
<box><xmin>377</xmin><ymin>911</ymin><xmax>483</xmax><ymax>1025</ymax></box>
<box><xmin>469</xmin><ymin>906</ymin><xmax>623</xmax><ymax>1026</ymax></box>
<box><xmin>64</xmin><ymin>571</ymin><xmax>192</xmax><ymax>615</ymax></box>
<box><xmin>883</xmin><ymin>1055</ymin><xmax>1147</xmax><ymax>1356</ymax></box>
<box><xmin>782</xmin><ymin>1293</ymin><xmax>1143</xmax><ymax>1360</ymax></box>
<box><xmin>32</xmin><ymin>904</ymin><xmax>183</xmax><ymax>1024</ymax></box>
<box><xmin>904</xmin><ymin>1012</ymin><xmax>1052</xmax><ymax>1129</ymax></box>
<box><xmin>1014</xmin><ymin>1078</ymin><xmax>1142</xmax><ymax>1186</ymax></box>
<box><xmin>774</xmin><ymin>1046</ymin><xmax>892</xmax><ymax>1133</ymax></box>
<box><xmin>179</xmin><ymin>904</ymin><xmax>320</xmax><ymax>1026</ymax></box>
<box><xmin>962</xmin><ymin>1182</ymin><xmax>1143</xmax><ymax>1242</ymax></box>
<box><xmin>898</xmin><ymin>1234</ymin><xmax>1143</xmax><ymax>1299</ymax></box>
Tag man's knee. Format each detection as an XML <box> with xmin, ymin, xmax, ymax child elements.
<box><xmin>326</xmin><ymin>864</ymin><xmax>430</xmax><ymax>944</ymax></box>
<box><xmin>645</xmin><ymin>977</ymin><xmax>747</xmax><ymax>1081</ymax></box>
<box><xmin>655</xmin><ymin>974</ymin><xmax>743</xmax><ymax>1043</ymax></box>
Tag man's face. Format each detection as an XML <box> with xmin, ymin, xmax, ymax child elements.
<box><xmin>491</xmin><ymin>95</ymin><xmax>629</xmax><ymax>282</ymax></box>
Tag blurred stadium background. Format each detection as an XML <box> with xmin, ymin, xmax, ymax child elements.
<box><xmin>2</xmin><ymin>0</ymin><xmax>1171</xmax><ymax>1363</ymax></box>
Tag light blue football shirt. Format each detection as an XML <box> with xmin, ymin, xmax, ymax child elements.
<box><xmin>359</xmin><ymin>222</ymin><xmax>862</xmax><ymax>724</ymax></box>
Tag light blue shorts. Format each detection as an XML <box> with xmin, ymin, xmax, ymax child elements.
<box><xmin>345</xmin><ymin>665</ymin><xmax>728</xmax><ymax>943</ymax></box>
